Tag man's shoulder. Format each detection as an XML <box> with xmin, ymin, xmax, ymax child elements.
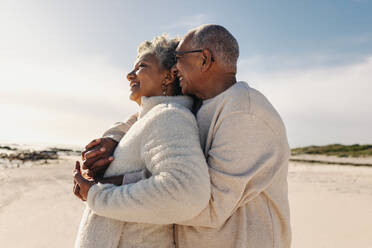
<box><xmin>216</xmin><ymin>81</ymin><xmax>286</xmax><ymax>132</ymax></box>
<box><xmin>222</xmin><ymin>81</ymin><xmax>251</xmax><ymax>110</ymax></box>
<box><xmin>219</xmin><ymin>82</ymin><xmax>275</xmax><ymax>115</ymax></box>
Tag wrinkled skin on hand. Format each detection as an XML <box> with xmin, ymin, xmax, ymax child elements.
<box><xmin>81</xmin><ymin>137</ymin><xmax>118</xmax><ymax>178</ymax></box>
<box><xmin>73</xmin><ymin>161</ymin><xmax>95</xmax><ymax>201</ymax></box>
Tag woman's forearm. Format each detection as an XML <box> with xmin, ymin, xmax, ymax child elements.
<box><xmin>86</xmin><ymin>110</ymin><xmax>210</xmax><ymax>225</ymax></box>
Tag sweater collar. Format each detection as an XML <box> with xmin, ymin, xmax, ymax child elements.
<box><xmin>138</xmin><ymin>95</ymin><xmax>193</xmax><ymax>119</ymax></box>
<box><xmin>202</xmin><ymin>81</ymin><xmax>249</xmax><ymax>105</ymax></box>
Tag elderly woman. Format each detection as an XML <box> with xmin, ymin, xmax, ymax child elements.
<box><xmin>73</xmin><ymin>35</ymin><xmax>210</xmax><ymax>248</ymax></box>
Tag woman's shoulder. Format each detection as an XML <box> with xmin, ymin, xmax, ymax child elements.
<box><xmin>141</xmin><ymin>100</ymin><xmax>197</xmax><ymax>132</ymax></box>
<box><xmin>139</xmin><ymin>98</ymin><xmax>201</xmax><ymax>150</ymax></box>
<box><xmin>150</xmin><ymin>101</ymin><xmax>196</xmax><ymax>122</ymax></box>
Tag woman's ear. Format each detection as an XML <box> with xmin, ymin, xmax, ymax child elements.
<box><xmin>163</xmin><ymin>68</ymin><xmax>177</xmax><ymax>86</ymax></box>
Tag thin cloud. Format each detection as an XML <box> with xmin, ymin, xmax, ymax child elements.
<box><xmin>352</xmin><ymin>0</ymin><xmax>369</xmax><ymax>3</ymax></box>
<box><xmin>350</xmin><ymin>33</ymin><xmax>372</xmax><ymax>45</ymax></box>
<box><xmin>238</xmin><ymin>52</ymin><xmax>371</xmax><ymax>74</ymax></box>
<box><xmin>237</xmin><ymin>55</ymin><xmax>372</xmax><ymax>147</ymax></box>
<box><xmin>161</xmin><ymin>14</ymin><xmax>209</xmax><ymax>30</ymax></box>
<box><xmin>0</xmin><ymin>53</ymin><xmax>137</xmax><ymax>146</ymax></box>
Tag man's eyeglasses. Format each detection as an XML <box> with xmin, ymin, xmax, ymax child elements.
<box><xmin>174</xmin><ymin>49</ymin><xmax>215</xmax><ymax>62</ymax></box>
<box><xmin>174</xmin><ymin>50</ymin><xmax>203</xmax><ymax>61</ymax></box>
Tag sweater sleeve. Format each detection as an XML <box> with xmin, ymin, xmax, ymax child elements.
<box><xmin>178</xmin><ymin>112</ymin><xmax>290</xmax><ymax>228</ymax></box>
<box><xmin>122</xmin><ymin>169</ymin><xmax>149</xmax><ymax>185</ymax></box>
<box><xmin>102</xmin><ymin>113</ymin><xmax>138</xmax><ymax>142</ymax></box>
<box><xmin>86</xmin><ymin>107</ymin><xmax>211</xmax><ymax>224</ymax></box>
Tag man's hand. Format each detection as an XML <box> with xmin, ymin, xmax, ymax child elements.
<box><xmin>81</xmin><ymin>137</ymin><xmax>118</xmax><ymax>178</ymax></box>
<box><xmin>73</xmin><ymin>161</ymin><xmax>95</xmax><ymax>201</ymax></box>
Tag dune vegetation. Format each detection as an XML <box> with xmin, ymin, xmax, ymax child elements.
<box><xmin>291</xmin><ymin>144</ymin><xmax>372</xmax><ymax>157</ymax></box>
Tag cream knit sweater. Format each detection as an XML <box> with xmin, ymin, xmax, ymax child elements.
<box><xmin>75</xmin><ymin>96</ymin><xmax>210</xmax><ymax>248</ymax></box>
<box><xmin>103</xmin><ymin>82</ymin><xmax>291</xmax><ymax>248</ymax></box>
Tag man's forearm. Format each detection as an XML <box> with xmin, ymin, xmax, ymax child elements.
<box><xmin>95</xmin><ymin>169</ymin><xmax>149</xmax><ymax>186</ymax></box>
<box><xmin>95</xmin><ymin>175</ymin><xmax>123</xmax><ymax>186</ymax></box>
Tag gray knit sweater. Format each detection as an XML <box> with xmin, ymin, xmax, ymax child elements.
<box><xmin>75</xmin><ymin>95</ymin><xmax>210</xmax><ymax>248</ymax></box>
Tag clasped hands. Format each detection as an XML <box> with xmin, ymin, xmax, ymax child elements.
<box><xmin>73</xmin><ymin>137</ymin><xmax>119</xmax><ymax>201</ymax></box>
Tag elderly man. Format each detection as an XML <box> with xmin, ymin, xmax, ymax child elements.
<box><xmin>82</xmin><ymin>24</ymin><xmax>291</xmax><ymax>248</ymax></box>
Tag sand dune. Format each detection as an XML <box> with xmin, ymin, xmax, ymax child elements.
<box><xmin>0</xmin><ymin>156</ymin><xmax>371</xmax><ymax>247</ymax></box>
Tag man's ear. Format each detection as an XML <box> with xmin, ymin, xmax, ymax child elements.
<box><xmin>201</xmin><ymin>49</ymin><xmax>213</xmax><ymax>72</ymax></box>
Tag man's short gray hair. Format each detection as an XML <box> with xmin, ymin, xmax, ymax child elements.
<box><xmin>190</xmin><ymin>24</ymin><xmax>239</xmax><ymax>71</ymax></box>
<box><xmin>137</xmin><ymin>34</ymin><xmax>180</xmax><ymax>70</ymax></box>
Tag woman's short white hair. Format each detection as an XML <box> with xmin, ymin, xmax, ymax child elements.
<box><xmin>137</xmin><ymin>34</ymin><xmax>180</xmax><ymax>70</ymax></box>
<box><xmin>190</xmin><ymin>24</ymin><xmax>239</xmax><ymax>71</ymax></box>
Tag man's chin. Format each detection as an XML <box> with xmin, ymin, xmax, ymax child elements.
<box><xmin>181</xmin><ymin>86</ymin><xmax>189</xmax><ymax>95</ymax></box>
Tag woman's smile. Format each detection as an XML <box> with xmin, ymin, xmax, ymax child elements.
<box><xmin>130</xmin><ymin>81</ymin><xmax>140</xmax><ymax>91</ymax></box>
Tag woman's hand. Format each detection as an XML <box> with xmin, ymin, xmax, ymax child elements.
<box><xmin>73</xmin><ymin>161</ymin><xmax>95</xmax><ymax>201</ymax></box>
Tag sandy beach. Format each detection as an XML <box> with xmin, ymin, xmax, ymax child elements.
<box><xmin>0</xmin><ymin>156</ymin><xmax>371</xmax><ymax>248</ymax></box>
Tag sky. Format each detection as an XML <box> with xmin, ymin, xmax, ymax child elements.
<box><xmin>0</xmin><ymin>0</ymin><xmax>371</xmax><ymax>148</ymax></box>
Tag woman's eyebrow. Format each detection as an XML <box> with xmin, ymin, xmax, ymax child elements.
<box><xmin>136</xmin><ymin>59</ymin><xmax>147</xmax><ymax>66</ymax></box>
<box><xmin>134</xmin><ymin>60</ymin><xmax>142</xmax><ymax>67</ymax></box>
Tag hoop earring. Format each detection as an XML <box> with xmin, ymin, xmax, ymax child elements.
<box><xmin>162</xmin><ymin>82</ymin><xmax>168</xmax><ymax>96</ymax></box>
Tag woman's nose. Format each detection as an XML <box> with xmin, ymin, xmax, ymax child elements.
<box><xmin>127</xmin><ymin>70</ymin><xmax>136</xmax><ymax>81</ymax></box>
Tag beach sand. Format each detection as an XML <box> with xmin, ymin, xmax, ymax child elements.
<box><xmin>0</xmin><ymin>156</ymin><xmax>372</xmax><ymax>248</ymax></box>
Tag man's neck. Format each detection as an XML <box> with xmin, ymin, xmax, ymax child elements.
<box><xmin>201</xmin><ymin>74</ymin><xmax>237</xmax><ymax>100</ymax></box>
